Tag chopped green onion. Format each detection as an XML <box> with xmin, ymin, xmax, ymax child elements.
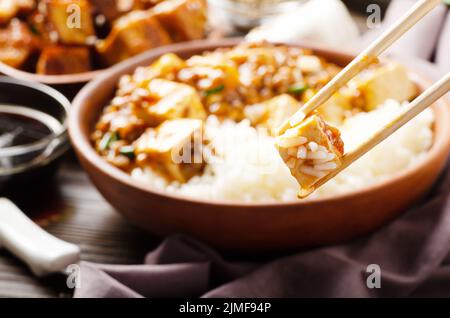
<box><xmin>29</xmin><ymin>24</ymin><xmax>40</xmax><ymax>35</ymax></box>
<box><xmin>119</xmin><ymin>145</ymin><xmax>135</xmax><ymax>158</ymax></box>
<box><xmin>99</xmin><ymin>131</ymin><xmax>119</xmax><ymax>150</ymax></box>
<box><xmin>288</xmin><ymin>84</ymin><xmax>309</xmax><ymax>95</ymax></box>
<box><xmin>205</xmin><ymin>85</ymin><xmax>225</xmax><ymax>96</ymax></box>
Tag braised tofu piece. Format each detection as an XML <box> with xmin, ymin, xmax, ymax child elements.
<box><xmin>316</xmin><ymin>90</ymin><xmax>353</xmax><ymax>125</ymax></box>
<box><xmin>98</xmin><ymin>104</ymin><xmax>148</xmax><ymax>141</ymax></box>
<box><xmin>180</xmin><ymin>53</ymin><xmax>241</xmax><ymax>118</ymax></box>
<box><xmin>0</xmin><ymin>20</ymin><xmax>39</xmax><ymax>68</ymax></box>
<box><xmin>96</xmin><ymin>10</ymin><xmax>170</xmax><ymax>66</ymax></box>
<box><xmin>264</xmin><ymin>94</ymin><xmax>301</xmax><ymax>133</ymax></box>
<box><xmin>225</xmin><ymin>46</ymin><xmax>276</xmax><ymax>66</ymax></box>
<box><xmin>183</xmin><ymin>53</ymin><xmax>240</xmax><ymax>89</ymax></box>
<box><xmin>182</xmin><ymin>55</ymin><xmax>241</xmax><ymax>119</ymax></box>
<box><xmin>153</xmin><ymin>0</ymin><xmax>206</xmax><ymax>41</ymax></box>
<box><xmin>147</xmin><ymin>52</ymin><xmax>186</xmax><ymax>79</ymax></box>
<box><xmin>135</xmin><ymin>118</ymin><xmax>204</xmax><ymax>182</ymax></box>
<box><xmin>244</xmin><ymin>95</ymin><xmax>300</xmax><ymax>132</ymax></box>
<box><xmin>276</xmin><ymin>114</ymin><xmax>344</xmax><ymax>197</ymax></box>
<box><xmin>0</xmin><ymin>0</ymin><xmax>35</xmax><ymax>24</ymax></box>
<box><xmin>139</xmin><ymin>53</ymin><xmax>187</xmax><ymax>82</ymax></box>
<box><xmin>355</xmin><ymin>62</ymin><xmax>417</xmax><ymax>111</ymax></box>
<box><xmin>45</xmin><ymin>0</ymin><xmax>95</xmax><ymax>45</ymax></box>
<box><xmin>135</xmin><ymin>118</ymin><xmax>202</xmax><ymax>155</ymax></box>
<box><xmin>145</xmin><ymin>79</ymin><xmax>206</xmax><ymax>124</ymax></box>
<box><xmin>36</xmin><ymin>45</ymin><xmax>91</xmax><ymax>74</ymax></box>
<box><xmin>297</xmin><ymin>55</ymin><xmax>323</xmax><ymax>74</ymax></box>
<box><xmin>116</xmin><ymin>53</ymin><xmax>186</xmax><ymax>96</ymax></box>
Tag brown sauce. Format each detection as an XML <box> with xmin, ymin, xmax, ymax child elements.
<box><xmin>0</xmin><ymin>107</ymin><xmax>54</xmax><ymax>148</ymax></box>
<box><xmin>0</xmin><ymin>105</ymin><xmax>64</xmax><ymax>218</ymax></box>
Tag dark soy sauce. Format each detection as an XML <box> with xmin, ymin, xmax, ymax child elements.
<box><xmin>0</xmin><ymin>105</ymin><xmax>64</xmax><ymax>218</ymax></box>
<box><xmin>0</xmin><ymin>105</ymin><xmax>58</xmax><ymax>148</ymax></box>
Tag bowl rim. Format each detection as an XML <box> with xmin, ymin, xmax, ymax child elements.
<box><xmin>0</xmin><ymin>61</ymin><xmax>106</xmax><ymax>85</ymax></box>
<box><xmin>69</xmin><ymin>38</ymin><xmax>450</xmax><ymax>208</ymax></box>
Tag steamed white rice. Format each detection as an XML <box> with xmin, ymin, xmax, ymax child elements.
<box><xmin>131</xmin><ymin>99</ymin><xmax>434</xmax><ymax>202</ymax></box>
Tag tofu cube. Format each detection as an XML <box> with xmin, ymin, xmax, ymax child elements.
<box><xmin>142</xmin><ymin>53</ymin><xmax>186</xmax><ymax>82</ymax></box>
<box><xmin>183</xmin><ymin>53</ymin><xmax>240</xmax><ymax>90</ymax></box>
<box><xmin>150</xmin><ymin>53</ymin><xmax>186</xmax><ymax>78</ymax></box>
<box><xmin>153</xmin><ymin>0</ymin><xmax>206</xmax><ymax>41</ymax></box>
<box><xmin>0</xmin><ymin>20</ymin><xmax>39</xmax><ymax>69</ymax></box>
<box><xmin>276</xmin><ymin>114</ymin><xmax>344</xmax><ymax>197</ymax></box>
<box><xmin>355</xmin><ymin>62</ymin><xmax>417</xmax><ymax>111</ymax></box>
<box><xmin>146</xmin><ymin>79</ymin><xmax>206</xmax><ymax>124</ymax></box>
<box><xmin>316</xmin><ymin>90</ymin><xmax>353</xmax><ymax>125</ymax></box>
<box><xmin>226</xmin><ymin>47</ymin><xmax>276</xmax><ymax>66</ymax></box>
<box><xmin>45</xmin><ymin>0</ymin><xmax>96</xmax><ymax>45</ymax></box>
<box><xmin>116</xmin><ymin>53</ymin><xmax>186</xmax><ymax>96</ymax></box>
<box><xmin>135</xmin><ymin>118</ymin><xmax>202</xmax><ymax>155</ymax></box>
<box><xmin>264</xmin><ymin>94</ymin><xmax>301</xmax><ymax>134</ymax></box>
<box><xmin>36</xmin><ymin>45</ymin><xmax>91</xmax><ymax>74</ymax></box>
<box><xmin>135</xmin><ymin>119</ymin><xmax>204</xmax><ymax>182</ymax></box>
<box><xmin>96</xmin><ymin>10</ymin><xmax>171</xmax><ymax>66</ymax></box>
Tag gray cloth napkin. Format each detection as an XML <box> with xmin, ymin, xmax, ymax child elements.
<box><xmin>74</xmin><ymin>0</ymin><xmax>450</xmax><ymax>298</ymax></box>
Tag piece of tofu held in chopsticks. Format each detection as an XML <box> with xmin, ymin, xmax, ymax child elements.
<box><xmin>276</xmin><ymin>113</ymin><xmax>344</xmax><ymax>198</ymax></box>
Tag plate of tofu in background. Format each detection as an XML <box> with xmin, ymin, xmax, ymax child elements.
<box><xmin>68</xmin><ymin>39</ymin><xmax>450</xmax><ymax>252</ymax></box>
<box><xmin>0</xmin><ymin>0</ymin><xmax>208</xmax><ymax>93</ymax></box>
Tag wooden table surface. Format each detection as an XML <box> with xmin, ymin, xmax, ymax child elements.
<box><xmin>0</xmin><ymin>155</ymin><xmax>160</xmax><ymax>298</ymax></box>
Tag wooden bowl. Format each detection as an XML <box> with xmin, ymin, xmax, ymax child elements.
<box><xmin>69</xmin><ymin>39</ymin><xmax>450</xmax><ymax>253</ymax></box>
<box><xmin>0</xmin><ymin>62</ymin><xmax>105</xmax><ymax>99</ymax></box>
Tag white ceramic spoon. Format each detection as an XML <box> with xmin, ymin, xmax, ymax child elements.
<box><xmin>0</xmin><ymin>198</ymin><xmax>80</xmax><ymax>277</ymax></box>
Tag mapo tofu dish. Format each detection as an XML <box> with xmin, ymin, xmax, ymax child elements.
<box><xmin>93</xmin><ymin>42</ymin><xmax>427</xmax><ymax>202</ymax></box>
<box><xmin>0</xmin><ymin>0</ymin><xmax>207</xmax><ymax>75</ymax></box>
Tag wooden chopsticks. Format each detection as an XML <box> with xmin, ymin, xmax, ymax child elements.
<box><xmin>277</xmin><ymin>0</ymin><xmax>443</xmax><ymax>135</ymax></box>
<box><xmin>309</xmin><ymin>72</ymin><xmax>450</xmax><ymax>192</ymax></box>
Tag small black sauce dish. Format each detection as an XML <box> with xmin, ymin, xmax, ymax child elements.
<box><xmin>0</xmin><ymin>77</ymin><xmax>71</xmax><ymax>198</ymax></box>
